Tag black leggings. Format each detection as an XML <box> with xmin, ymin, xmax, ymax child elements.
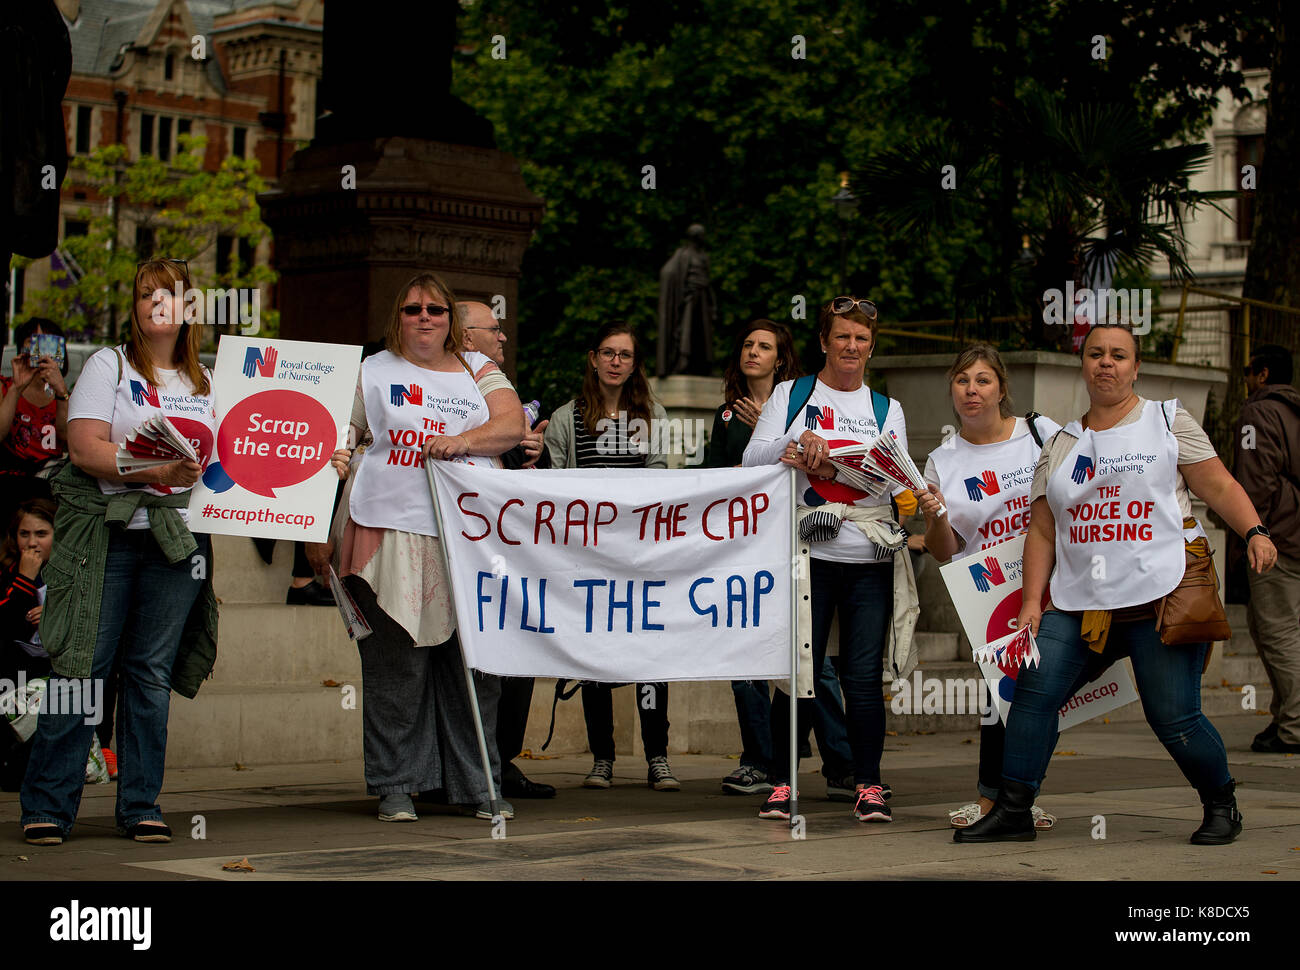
<box><xmin>581</xmin><ymin>683</ymin><xmax>669</xmax><ymax>761</ymax></box>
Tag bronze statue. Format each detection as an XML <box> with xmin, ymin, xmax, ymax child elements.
<box><xmin>657</xmin><ymin>224</ymin><xmax>716</xmax><ymax>377</ymax></box>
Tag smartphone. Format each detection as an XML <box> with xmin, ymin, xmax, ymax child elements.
<box><xmin>29</xmin><ymin>334</ymin><xmax>66</xmax><ymax>367</ymax></box>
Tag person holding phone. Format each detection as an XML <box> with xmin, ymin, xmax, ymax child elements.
<box><xmin>0</xmin><ymin>318</ymin><xmax>69</xmax><ymax>520</ymax></box>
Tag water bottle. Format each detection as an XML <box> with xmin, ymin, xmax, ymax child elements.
<box><xmin>523</xmin><ymin>400</ymin><xmax>541</xmax><ymax>427</ymax></box>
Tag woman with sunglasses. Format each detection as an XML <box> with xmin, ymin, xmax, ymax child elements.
<box><xmin>956</xmin><ymin>322</ymin><xmax>1277</xmax><ymax>845</ymax></box>
<box><xmin>743</xmin><ymin>296</ymin><xmax>919</xmax><ymax>824</ymax></box>
<box><xmin>543</xmin><ymin>321</ymin><xmax>680</xmax><ymax>791</ymax></box>
<box><xmin>913</xmin><ymin>344</ymin><xmax>1065</xmax><ymax>831</ymax></box>
<box><xmin>338</xmin><ymin>273</ymin><xmax>525</xmax><ymax>823</ymax></box>
<box><xmin>21</xmin><ymin>259</ymin><xmax>224</xmax><ymax>845</ymax></box>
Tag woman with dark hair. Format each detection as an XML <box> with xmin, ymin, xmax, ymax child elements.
<box><xmin>543</xmin><ymin>321</ymin><xmax>680</xmax><ymax>791</ymax></box>
<box><xmin>914</xmin><ymin>343</ymin><xmax>1064</xmax><ymax>829</ymax></box>
<box><xmin>0</xmin><ymin>317</ymin><xmax>69</xmax><ymax>519</ymax></box>
<box><xmin>0</xmin><ymin>498</ymin><xmax>56</xmax><ymax>790</ymax></box>
<box><xmin>20</xmin><ymin>259</ymin><xmax>224</xmax><ymax>845</ymax></box>
<box><xmin>956</xmin><ymin>322</ymin><xmax>1277</xmax><ymax>845</ymax></box>
<box><xmin>704</xmin><ymin>320</ymin><xmax>797</xmax><ymax>468</ymax></box>
<box><xmin>337</xmin><ymin>272</ymin><xmax>524</xmax><ymax>823</ymax></box>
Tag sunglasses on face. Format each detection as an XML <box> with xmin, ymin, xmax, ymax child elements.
<box><xmin>401</xmin><ymin>303</ymin><xmax>450</xmax><ymax>317</ymax></box>
<box><xmin>830</xmin><ymin>296</ymin><xmax>879</xmax><ymax>320</ymax></box>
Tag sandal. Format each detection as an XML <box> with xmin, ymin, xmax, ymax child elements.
<box><xmin>1031</xmin><ymin>805</ymin><xmax>1056</xmax><ymax>830</ymax></box>
<box><xmin>24</xmin><ymin>824</ymin><xmax>64</xmax><ymax>846</ymax></box>
<box><xmin>948</xmin><ymin>802</ymin><xmax>984</xmax><ymax>828</ymax></box>
<box><xmin>122</xmin><ymin>822</ymin><xmax>172</xmax><ymax>843</ymax></box>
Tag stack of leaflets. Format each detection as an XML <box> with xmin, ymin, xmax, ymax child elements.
<box><xmin>973</xmin><ymin>626</ymin><xmax>1041</xmax><ymax>669</ymax></box>
<box><xmin>809</xmin><ymin>430</ymin><xmax>947</xmax><ymax>516</ymax></box>
<box><xmin>114</xmin><ymin>415</ymin><xmax>198</xmax><ymax>477</ymax></box>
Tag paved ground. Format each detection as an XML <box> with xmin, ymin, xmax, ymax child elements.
<box><xmin>3</xmin><ymin>714</ymin><xmax>1297</xmax><ymax>882</ymax></box>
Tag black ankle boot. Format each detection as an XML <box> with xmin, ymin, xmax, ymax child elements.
<box><xmin>1189</xmin><ymin>780</ymin><xmax>1242</xmax><ymax>845</ymax></box>
<box><xmin>953</xmin><ymin>779</ymin><xmax>1037</xmax><ymax>843</ymax></box>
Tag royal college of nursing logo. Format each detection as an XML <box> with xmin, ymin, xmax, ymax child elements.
<box><xmin>804</xmin><ymin>405</ymin><xmax>834</xmax><ymax>430</ymax></box>
<box><xmin>129</xmin><ymin>380</ymin><xmax>159</xmax><ymax>408</ymax></box>
<box><xmin>968</xmin><ymin>555</ymin><xmax>1007</xmax><ymax>593</ymax></box>
<box><xmin>390</xmin><ymin>383</ymin><xmax>423</xmax><ymax>407</ymax></box>
<box><xmin>1071</xmin><ymin>454</ymin><xmax>1096</xmax><ymax>484</ymax></box>
<box><xmin>963</xmin><ymin>469</ymin><xmax>999</xmax><ymax>502</ymax></box>
<box><xmin>242</xmin><ymin>345</ymin><xmax>278</xmax><ymax>378</ymax></box>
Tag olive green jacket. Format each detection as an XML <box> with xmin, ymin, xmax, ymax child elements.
<box><xmin>38</xmin><ymin>462</ymin><xmax>218</xmax><ymax>697</ymax></box>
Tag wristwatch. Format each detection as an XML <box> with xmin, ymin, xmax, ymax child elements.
<box><xmin>1245</xmin><ymin>524</ymin><xmax>1271</xmax><ymax>541</ymax></box>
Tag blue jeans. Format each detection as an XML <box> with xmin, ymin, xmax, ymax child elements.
<box><xmin>771</xmin><ymin>558</ymin><xmax>891</xmax><ymax>786</ymax></box>
<box><xmin>21</xmin><ymin>530</ymin><xmax>207</xmax><ymax>834</ymax></box>
<box><xmin>734</xmin><ymin>655</ymin><xmax>853</xmax><ymax>775</ymax></box>
<box><xmin>1002</xmin><ymin>610</ymin><xmax>1230</xmax><ymax>795</ymax></box>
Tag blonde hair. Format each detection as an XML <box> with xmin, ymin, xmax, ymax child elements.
<box><xmin>129</xmin><ymin>260</ymin><xmax>210</xmax><ymax>396</ymax></box>
<box><xmin>385</xmin><ymin>272</ymin><xmax>464</xmax><ymax>361</ymax></box>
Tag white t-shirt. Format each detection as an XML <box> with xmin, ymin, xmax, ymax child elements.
<box><xmin>68</xmin><ymin>347</ymin><xmax>216</xmax><ymax>529</ymax></box>
<box><xmin>923</xmin><ymin>414</ymin><xmax>1061</xmax><ymax>559</ymax></box>
<box><xmin>744</xmin><ymin>376</ymin><xmax>908</xmax><ymax>563</ymax></box>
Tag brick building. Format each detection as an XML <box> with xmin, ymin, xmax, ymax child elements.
<box><xmin>12</xmin><ymin>0</ymin><xmax>323</xmax><ymax>322</ymax></box>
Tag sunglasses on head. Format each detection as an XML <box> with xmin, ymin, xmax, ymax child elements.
<box><xmin>401</xmin><ymin>303</ymin><xmax>450</xmax><ymax>317</ymax></box>
<box><xmin>830</xmin><ymin>296</ymin><xmax>878</xmax><ymax>320</ymax></box>
<box><xmin>137</xmin><ymin>257</ymin><xmax>188</xmax><ymax>272</ymax></box>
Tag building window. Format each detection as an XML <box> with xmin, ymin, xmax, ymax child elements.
<box><xmin>75</xmin><ymin>105</ymin><xmax>92</xmax><ymax>154</ymax></box>
<box><xmin>177</xmin><ymin>117</ymin><xmax>191</xmax><ymax>141</ymax></box>
<box><xmin>216</xmin><ymin>235</ymin><xmax>256</xmax><ymax>277</ymax></box>
<box><xmin>64</xmin><ymin>220</ymin><xmax>89</xmax><ymax>238</ymax></box>
<box><xmin>139</xmin><ymin>112</ymin><xmax>155</xmax><ymax>157</ymax></box>
<box><xmin>135</xmin><ymin>226</ymin><xmax>156</xmax><ymax>261</ymax></box>
<box><xmin>1237</xmin><ymin>135</ymin><xmax>1264</xmax><ymax>243</ymax></box>
<box><xmin>232</xmin><ymin>126</ymin><xmax>247</xmax><ymax>159</ymax></box>
<box><xmin>165</xmin><ymin>52</ymin><xmax>175</xmax><ymax>81</ymax></box>
<box><xmin>158</xmin><ymin>116</ymin><xmax>173</xmax><ymax>162</ymax></box>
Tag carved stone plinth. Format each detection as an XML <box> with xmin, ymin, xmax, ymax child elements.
<box><xmin>259</xmin><ymin>136</ymin><xmax>542</xmax><ymax>374</ymax></box>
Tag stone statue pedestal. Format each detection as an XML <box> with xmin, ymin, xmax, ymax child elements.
<box><xmin>650</xmin><ymin>374</ymin><xmax>722</xmax><ymax>468</ymax></box>
<box><xmin>259</xmin><ymin>136</ymin><xmax>542</xmax><ymax>373</ymax></box>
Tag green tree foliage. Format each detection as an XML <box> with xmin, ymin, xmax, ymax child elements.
<box><xmin>15</xmin><ymin>134</ymin><xmax>277</xmax><ymax>342</ymax></box>
<box><xmin>455</xmin><ymin>0</ymin><xmax>1274</xmax><ymax>400</ymax></box>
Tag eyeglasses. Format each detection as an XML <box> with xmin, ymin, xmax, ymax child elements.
<box><xmin>598</xmin><ymin>349</ymin><xmax>635</xmax><ymax>362</ymax></box>
<box><xmin>137</xmin><ymin>257</ymin><xmax>188</xmax><ymax>278</ymax></box>
<box><xmin>401</xmin><ymin>303</ymin><xmax>450</xmax><ymax>317</ymax></box>
<box><xmin>830</xmin><ymin>296</ymin><xmax>878</xmax><ymax>320</ymax></box>
<box><xmin>466</xmin><ymin>325</ymin><xmax>503</xmax><ymax>335</ymax></box>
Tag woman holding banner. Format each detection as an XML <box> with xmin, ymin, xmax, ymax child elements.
<box><xmin>743</xmin><ymin>296</ymin><xmax>919</xmax><ymax>824</ymax></box>
<box><xmin>21</xmin><ymin>258</ymin><xmax>220</xmax><ymax>846</ymax></box>
<box><xmin>543</xmin><ymin>321</ymin><xmax>681</xmax><ymax>792</ymax></box>
<box><xmin>913</xmin><ymin>344</ymin><xmax>1063</xmax><ymax>830</ymax></box>
<box><xmin>338</xmin><ymin>273</ymin><xmax>525</xmax><ymax>823</ymax></box>
<box><xmin>955</xmin><ymin>322</ymin><xmax>1277</xmax><ymax>845</ymax></box>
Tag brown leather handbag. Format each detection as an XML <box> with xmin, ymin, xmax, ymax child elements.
<box><xmin>1155</xmin><ymin>536</ymin><xmax>1231</xmax><ymax>646</ymax></box>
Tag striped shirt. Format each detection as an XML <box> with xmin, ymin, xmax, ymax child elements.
<box><xmin>573</xmin><ymin>408</ymin><xmax>649</xmax><ymax>469</ymax></box>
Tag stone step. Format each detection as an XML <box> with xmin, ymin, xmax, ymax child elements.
<box><xmin>210</xmin><ymin>533</ymin><xmax>299</xmax><ymax>605</ymax></box>
<box><xmin>208</xmin><ymin>603</ymin><xmax>360</xmax><ymax>685</ymax></box>
<box><xmin>914</xmin><ymin>630</ymin><xmax>963</xmax><ymax>663</ymax></box>
<box><xmin>1221</xmin><ymin>653</ymin><xmax>1268</xmax><ymax>687</ymax></box>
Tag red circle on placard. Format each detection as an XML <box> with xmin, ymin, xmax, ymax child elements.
<box><xmin>806</xmin><ymin>437</ymin><xmax>869</xmax><ymax>503</ymax></box>
<box><xmin>217</xmin><ymin>389</ymin><xmax>334</xmax><ymax>497</ymax></box>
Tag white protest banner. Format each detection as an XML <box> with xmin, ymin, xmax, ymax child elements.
<box><xmin>187</xmin><ymin>336</ymin><xmax>360</xmax><ymax>543</ymax></box>
<box><xmin>428</xmin><ymin>463</ymin><xmax>794</xmax><ymax>682</ymax></box>
<box><xmin>939</xmin><ymin>533</ymin><xmax>1138</xmax><ymax>729</ymax></box>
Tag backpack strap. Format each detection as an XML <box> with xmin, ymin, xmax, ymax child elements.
<box><xmin>784</xmin><ymin>374</ymin><xmax>817</xmax><ymax>433</ymax></box>
<box><xmin>1161</xmin><ymin>399</ymin><xmax>1176</xmax><ymax>431</ymax></box>
<box><xmin>1025</xmin><ymin>411</ymin><xmax>1044</xmax><ymax>448</ymax></box>
<box><xmin>114</xmin><ymin>346</ymin><xmax>125</xmax><ymax>385</ymax></box>
<box><xmin>540</xmin><ymin>679</ymin><xmax>583</xmax><ymax>751</ymax></box>
<box><xmin>871</xmin><ymin>388</ymin><xmax>889</xmax><ymax>434</ymax></box>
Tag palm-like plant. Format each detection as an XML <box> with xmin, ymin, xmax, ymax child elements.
<box><xmin>854</xmin><ymin>84</ymin><xmax>1232</xmax><ymax>346</ymax></box>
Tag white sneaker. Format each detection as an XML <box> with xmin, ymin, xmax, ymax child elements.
<box><xmin>583</xmin><ymin>759</ymin><xmax>614</xmax><ymax>789</ymax></box>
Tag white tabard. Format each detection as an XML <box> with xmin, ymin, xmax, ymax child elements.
<box><xmin>927</xmin><ymin>416</ymin><xmax>1059</xmax><ymax>559</ymax></box>
<box><xmin>348</xmin><ymin>350</ymin><xmax>498</xmax><ymax>537</ymax></box>
<box><xmin>1046</xmin><ymin>399</ymin><xmax>1197</xmax><ymax>611</ymax></box>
